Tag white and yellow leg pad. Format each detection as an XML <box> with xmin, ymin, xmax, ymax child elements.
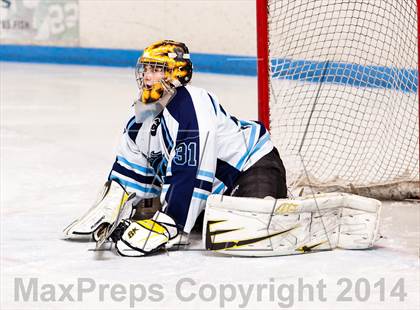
<box><xmin>116</xmin><ymin>211</ymin><xmax>178</xmax><ymax>257</ymax></box>
<box><xmin>203</xmin><ymin>193</ymin><xmax>382</xmax><ymax>257</ymax></box>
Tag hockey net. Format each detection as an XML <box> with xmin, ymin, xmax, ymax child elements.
<box><xmin>257</xmin><ymin>0</ymin><xmax>420</xmax><ymax>200</ymax></box>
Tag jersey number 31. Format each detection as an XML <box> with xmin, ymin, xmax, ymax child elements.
<box><xmin>174</xmin><ymin>142</ymin><xmax>197</xmax><ymax>166</ymax></box>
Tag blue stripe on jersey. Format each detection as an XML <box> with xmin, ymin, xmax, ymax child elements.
<box><xmin>255</xmin><ymin>120</ymin><xmax>267</xmax><ymax>139</ymax></box>
<box><xmin>192</xmin><ymin>191</ymin><xmax>209</xmax><ymax>201</ymax></box>
<box><xmin>195</xmin><ymin>179</ymin><xmax>213</xmax><ymax>192</ymax></box>
<box><xmin>116</xmin><ymin>156</ymin><xmax>154</xmax><ymax>175</ymax></box>
<box><xmin>239</xmin><ymin>119</ymin><xmax>253</xmax><ymax>126</ymax></box>
<box><xmin>235</xmin><ymin>121</ymin><xmax>257</xmax><ymax>170</ymax></box>
<box><xmin>249</xmin><ymin>132</ymin><xmax>271</xmax><ymax>158</ymax></box>
<box><xmin>215</xmin><ymin>158</ymin><xmax>240</xmax><ymax>190</ymax></box>
<box><xmin>219</xmin><ymin>104</ymin><xmax>227</xmax><ymax>116</ymax></box>
<box><xmin>156</xmin><ymin>156</ymin><xmax>167</xmax><ymax>181</ymax></box>
<box><xmin>112</xmin><ymin>161</ymin><xmax>161</xmax><ymax>187</ymax></box>
<box><xmin>160</xmin><ymin>115</ymin><xmax>174</xmax><ymax>152</ymax></box>
<box><xmin>197</xmin><ymin>169</ymin><xmax>215</xmax><ymax>179</ymax></box>
<box><xmin>230</xmin><ymin>115</ymin><xmax>240</xmax><ymax>126</ymax></box>
<box><xmin>214</xmin><ymin>182</ymin><xmax>225</xmax><ymax>194</ymax></box>
<box><xmin>219</xmin><ymin>103</ymin><xmax>240</xmax><ymax>126</ymax></box>
<box><xmin>165</xmin><ymin>176</ymin><xmax>212</xmax><ymax>193</ymax></box>
<box><xmin>166</xmin><ymin>165</ymin><xmax>172</xmax><ymax>175</ymax></box>
<box><xmin>147</xmin><ymin>151</ymin><xmax>166</xmax><ymax>173</ymax></box>
<box><xmin>164</xmin><ymin>86</ymin><xmax>200</xmax><ymax>228</ymax></box>
<box><xmin>109</xmin><ymin>174</ymin><xmax>160</xmax><ymax>195</ymax></box>
<box><xmin>125</xmin><ymin>116</ymin><xmax>135</xmax><ymax>130</ymax></box>
<box><xmin>127</xmin><ymin>121</ymin><xmax>142</xmax><ymax>142</ymax></box>
<box><xmin>213</xmin><ymin>124</ymin><xmax>270</xmax><ymax>195</ymax></box>
<box><xmin>208</xmin><ymin>94</ymin><xmax>217</xmax><ymax>115</ymax></box>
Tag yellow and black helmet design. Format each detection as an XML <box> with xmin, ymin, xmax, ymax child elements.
<box><xmin>141</xmin><ymin>40</ymin><xmax>193</xmax><ymax>86</ymax></box>
<box><xmin>136</xmin><ymin>40</ymin><xmax>193</xmax><ymax>103</ymax></box>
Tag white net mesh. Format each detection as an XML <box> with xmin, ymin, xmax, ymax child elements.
<box><xmin>267</xmin><ymin>0</ymin><xmax>419</xmax><ymax>197</ymax></box>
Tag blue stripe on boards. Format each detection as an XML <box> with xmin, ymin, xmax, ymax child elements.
<box><xmin>0</xmin><ymin>45</ymin><xmax>256</xmax><ymax>76</ymax></box>
<box><xmin>1</xmin><ymin>45</ymin><xmax>416</xmax><ymax>91</ymax></box>
<box><xmin>271</xmin><ymin>58</ymin><xmax>418</xmax><ymax>93</ymax></box>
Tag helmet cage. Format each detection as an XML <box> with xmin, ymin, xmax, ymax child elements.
<box><xmin>135</xmin><ymin>61</ymin><xmax>169</xmax><ymax>90</ymax></box>
<box><xmin>135</xmin><ymin>60</ymin><xmax>176</xmax><ymax>104</ymax></box>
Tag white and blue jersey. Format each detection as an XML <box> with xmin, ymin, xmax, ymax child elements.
<box><xmin>109</xmin><ymin>85</ymin><xmax>274</xmax><ymax>232</ymax></box>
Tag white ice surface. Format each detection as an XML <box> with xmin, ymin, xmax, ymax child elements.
<box><xmin>1</xmin><ymin>62</ymin><xmax>419</xmax><ymax>310</ymax></box>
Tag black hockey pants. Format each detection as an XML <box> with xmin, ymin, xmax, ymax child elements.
<box><xmin>224</xmin><ymin>147</ymin><xmax>288</xmax><ymax>199</ymax></box>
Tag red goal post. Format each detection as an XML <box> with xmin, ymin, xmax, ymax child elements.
<box><xmin>256</xmin><ymin>0</ymin><xmax>420</xmax><ymax>199</ymax></box>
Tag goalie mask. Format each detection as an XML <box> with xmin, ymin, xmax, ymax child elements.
<box><xmin>135</xmin><ymin>40</ymin><xmax>193</xmax><ymax>104</ymax></box>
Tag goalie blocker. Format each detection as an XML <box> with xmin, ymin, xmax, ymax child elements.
<box><xmin>63</xmin><ymin>179</ymin><xmax>137</xmax><ymax>241</ymax></box>
<box><xmin>203</xmin><ymin>193</ymin><xmax>382</xmax><ymax>257</ymax></box>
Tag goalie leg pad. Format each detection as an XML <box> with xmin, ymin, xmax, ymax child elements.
<box><xmin>203</xmin><ymin>193</ymin><xmax>381</xmax><ymax>257</ymax></box>
<box><xmin>338</xmin><ymin>206</ymin><xmax>381</xmax><ymax>249</ymax></box>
